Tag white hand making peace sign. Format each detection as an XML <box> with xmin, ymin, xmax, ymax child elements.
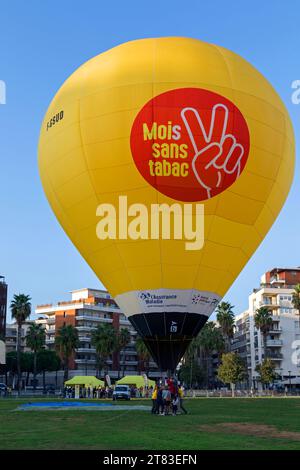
<box><xmin>181</xmin><ymin>104</ymin><xmax>245</xmax><ymax>199</ymax></box>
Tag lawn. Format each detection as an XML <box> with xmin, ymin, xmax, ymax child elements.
<box><xmin>1</xmin><ymin>397</ymin><xmax>300</xmax><ymax>450</ymax></box>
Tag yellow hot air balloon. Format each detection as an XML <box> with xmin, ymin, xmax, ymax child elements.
<box><xmin>38</xmin><ymin>37</ymin><xmax>295</xmax><ymax>371</ymax></box>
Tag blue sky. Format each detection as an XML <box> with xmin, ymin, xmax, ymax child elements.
<box><xmin>0</xmin><ymin>0</ymin><xmax>299</xmax><ymax>321</ymax></box>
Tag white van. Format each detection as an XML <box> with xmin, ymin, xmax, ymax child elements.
<box><xmin>112</xmin><ymin>385</ymin><xmax>131</xmax><ymax>400</ymax></box>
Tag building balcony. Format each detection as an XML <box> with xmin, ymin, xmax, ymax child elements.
<box><xmin>46</xmin><ymin>329</ymin><xmax>56</xmax><ymax>335</ymax></box>
<box><xmin>76</xmin><ymin>325</ymin><xmax>97</xmax><ymax>331</ymax></box>
<box><xmin>78</xmin><ymin>336</ymin><xmax>91</xmax><ymax>342</ymax></box>
<box><xmin>271</xmin><ymin>316</ymin><xmax>280</xmax><ymax>322</ymax></box>
<box><xmin>270</xmin><ymin>278</ymin><xmax>285</xmax><ymax>285</ymax></box>
<box><xmin>265</xmin><ymin>352</ymin><xmax>283</xmax><ymax>360</ymax></box>
<box><xmin>232</xmin><ymin>340</ymin><xmax>247</xmax><ymax>349</ymax></box>
<box><xmin>35</xmin><ymin>318</ymin><xmax>47</xmax><ymax>324</ymax></box>
<box><xmin>122</xmin><ymin>350</ymin><xmax>137</xmax><ymax>356</ymax></box>
<box><xmin>259</xmin><ymin>300</ymin><xmax>280</xmax><ymax>308</ymax></box>
<box><xmin>75</xmin><ymin>315</ymin><xmax>112</xmax><ymax>323</ymax></box>
<box><xmin>82</xmin><ymin>303</ymin><xmax>120</xmax><ymax>312</ymax></box>
<box><xmin>119</xmin><ymin>318</ymin><xmax>131</xmax><ymax>325</ymax></box>
<box><xmin>75</xmin><ymin>358</ymin><xmax>113</xmax><ymax>364</ymax></box>
<box><xmin>45</xmin><ymin>338</ymin><xmax>55</xmax><ymax>344</ymax></box>
<box><xmin>76</xmin><ymin>347</ymin><xmax>96</xmax><ymax>353</ymax></box>
<box><xmin>269</xmin><ymin>328</ymin><xmax>282</xmax><ymax>334</ymax></box>
<box><xmin>119</xmin><ymin>360</ymin><xmax>138</xmax><ymax>365</ymax></box>
<box><xmin>266</xmin><ymin>339</ymin><xmax>283</xmax><ymax>347</ymax></box>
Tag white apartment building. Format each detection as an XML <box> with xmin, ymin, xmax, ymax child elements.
<box><xmin>5</xmin><ymin>321</ymin><xmax>34</xmax><ymax>353</ymax></box>
<box><xmin>233</xmin><ymin>268</ymin><xmax>300</xmax><ymax>387</ymax></box>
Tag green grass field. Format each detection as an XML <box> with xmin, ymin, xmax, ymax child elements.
<box><xmin>1</xmin><ymin>397</ymin><xmax>300</xmax><ymax>450</ymax></box>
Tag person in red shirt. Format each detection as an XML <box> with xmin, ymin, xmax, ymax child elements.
<box><xmin>167</xmin><ymin>378</ymin><xmax>176</xmax><ymax>399</ymax></box>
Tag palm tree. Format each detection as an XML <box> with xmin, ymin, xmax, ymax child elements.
<box><xmin>25</xmin><ymin>324</ymin><xmax>45</xmax><ymax>390</ymax></box>
<box><xmin>254</xmin><ymin>307</ymin><xmax>273</xmax><ymax>359</ymax></box>
<box><xmin>55</xmin><ymin>325</ymin><xmax>79</xmax><ymax>382</ymax></box>
<box><xmin>292</xmin><ymin>284</ymin><xmax>300</xmax><ymax>317</ymax></box>
<box><xmin>91</xmin><ymin>323</ymin><xmax>117</xmax><ymax>378</ymax></box>
<box><xmin>216</xmin><ymin>301</ymin><xmax>235</xmax><ymax>351</ymax></box>
<box><xmin>197</xmin><ymin>322</ymin><xmax>225</xmax><ymax>387</ymax></box>
<box><xmin>10</xmin><ymin>294</ymin><xmax>31</xmax><ymax>395</ymax></box>
<box><xmin>135</xmin><ymin>336</ymin><xmax>151</xmax><ymax>374</ymax></box>
<box><xmin>116</xmin><ymin>328</ymin><xmax>131</xmax><ymax>378</ymax></box>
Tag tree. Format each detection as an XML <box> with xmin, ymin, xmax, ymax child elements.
<box><xmin>55</xmin><ymin>325</ymin><xmax>79</xmax><ymax>382</ymax></box>
<box><xmin>10</xmin><ymin>294</ymin><xmax>31</xmax><ymax>395</ymax></box>
<box><xmin>254</xmin><ymin>307</ymin><xmax>273</xmax><ymax>359</ymax></box>
<box><xmin>179</xmin><ymin>360</ymin><xmax>205</xmax><ymax>388</ymax></box>
<box><xmin>198</xmin><ymin>322</ymin><xmax>225</xmax><ymax>387</ymax></box>
<box><xmin>91</xmin><ymin>323</ymin><xmax>117</xmax><ymax>377</ymax></box>
<box><xmin>26</xmin><ymin>324</ymin><xmax>46</xmax><ymax>390</ymax></box>
<box><xmin>115</xmin><ymin>328</ymin><xmax>131</xmax><ymax>378</ymax></box>
<box><xmin>37</xmin><ymin>350</ymin><xmax>61</xmax><ymax>390</ymax></box>
<box><xmin>22</xmin><ymin>352</ymin><xmax>34</xmax><ymax>386</ymax></box>
<box><xmin>217</xmin><ymin>352</ymin><xmax>246</xmax><ymax>396</ymax></box>
<box><xmin>135</xmin><ymin>336</ymin><xmax>151</xmax><ymax>374</ymax></box>
<box><xmin>6</xmin><ymin>351</ymin><xmax>33</xmax><ymax>387</ymax></box>
<box><xmin>292</xmin><ymin>284</ymin><xmax>300</xmax><ymax>317</ymax></box>
<box><xmin>216</xmin><ymin>302</ymin><xmax>235</xmax><ymax>351</ymax></box>
<box><xmin>255</xmin><ymin>359</ymin><xmax>277</xmax><ymax>389</ymax></box>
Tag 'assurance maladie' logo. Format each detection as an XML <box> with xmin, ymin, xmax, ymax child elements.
<box><xmin>130</xmin><ymin>88</ymin><xmax>250</xmax><ymax>202</ymax></box>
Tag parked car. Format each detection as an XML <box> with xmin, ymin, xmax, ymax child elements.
<box><xmin>112</xmin><ymin>385</ymin><xmax>131</xmax><ymax>401</ymax></box>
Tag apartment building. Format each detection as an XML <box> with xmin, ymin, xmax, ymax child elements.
<box><xmin>5</xmin><ymin>321</ymin><xmax>34</xmax><ymax>353</ymax></box>
<box><xmin>35</xmin><ymin>288</ymin><xmax>158</xmax><ymax>378</ymax></box>
<box><xmin>232</xmin><ymin>268</ymin><xmax>300</xmax><ymax>387</ymax></box>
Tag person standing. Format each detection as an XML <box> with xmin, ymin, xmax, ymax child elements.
<box><xmin>157</xmin><ymin>386</ymin><xmax>164</xmax><ymax>415</ymax></box>
<box><xmin>178</xmin><ymin>385</ymin><xmax>188</xmax><ymax>414</ymax></box>
<box><xmin>167</xmin><ymin>378</ymin><xmax>176</xmax><ymax>400</ymax></box>
<box><xmin>151</xmin><ymin>385</ymin><xmax>158</xmax><ymax>414</ymax></box>
<box><xmin>172</xmin><ymin>395</ymin><xmax>179</xmax><ymax>416</ymax></box>
<box><xmin>162</xmin><ymin>386</ymin><xmax>171</xmax><ymax>415</ymax></box>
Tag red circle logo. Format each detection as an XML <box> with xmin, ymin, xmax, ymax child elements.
<box><xmin>130</xmin><ymin>88</ymin><xmax>250</xmax><ymax>202</ymax></box>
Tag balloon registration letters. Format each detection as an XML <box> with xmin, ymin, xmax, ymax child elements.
<box><xmin>38</xmin><ymin>37</ymin><xmax>295</xmax><ymax>370</ymax></box>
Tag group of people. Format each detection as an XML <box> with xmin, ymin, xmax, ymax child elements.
<box><xmin>151</xmin><ymin>378</ymin><xmax>187</xmax><ymax>416</ymax></box>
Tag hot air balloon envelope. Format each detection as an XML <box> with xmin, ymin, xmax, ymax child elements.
<box><xmin>38</xmin><ymin>38</ymin><xmax>295</xmax><ymax>371</ymax></box>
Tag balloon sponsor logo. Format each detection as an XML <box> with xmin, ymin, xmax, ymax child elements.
<box><xmin>138</xmin><ymin>292</ymin><xmax>177</xmax><ymax>305</ymax></box>
<box><xmin>131</xmin><ymin>88</ymin><xmax>250</xmax><ymax>202</ymax></box>
<box><xmin>96</xmin><ymin>195</ymin><xmax>204</xmax><ymax>250</ymax></box>
<box><xmin>0</xmin><ymin>80</ymin><xmax>6</xmax><ymax>105</ymax></box>
<box><xmin>116</xmin><ymin>288</ymin><xmax>222</xmax><ymax>316</ymax></box>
